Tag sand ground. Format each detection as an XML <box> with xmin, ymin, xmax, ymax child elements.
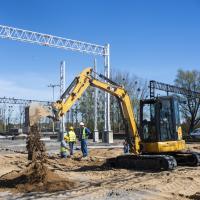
<box><xmin>0</xmin><ymin>143</ymin><xmax>200</xmax><ymax>200</ymax></box>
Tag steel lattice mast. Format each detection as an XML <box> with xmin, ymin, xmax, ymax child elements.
<box><xmin>0</xmin><ymin>24</ymin><xmax>112</xmax><ymax>143</ymax></box>
<box><xmin>0</xmin><ymin>25</ymin><xmax>106</xmax><ymax>55</ymax></box>
<box><xmin>149</xmin><ymin>80</ymin><xmax>200</xmax><ymax>98</ymax></box>
<box><xmin>0</xmin><ymin>97</ymin><xmax>52</xmax><ymax>105</ymax></box>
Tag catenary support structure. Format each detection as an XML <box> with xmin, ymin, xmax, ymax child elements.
<box><xmin>0</xmin><ymin>24</ymin><xmax>113</xmax><ymax>143</ymax></box>
<box><xmin>0</xmin><ymin>97</ymin><xmax>52</xmax><ymax>105</ymax></box>
<box><xmin>149</xmin><ymin>80</ymin><xmax>200</xmax><ymax>98</ymax></box>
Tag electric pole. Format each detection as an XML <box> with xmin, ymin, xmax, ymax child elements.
<box><xmin>48</xmin><ymin>84</ymin><xmax>60</xmax><ymax>134</ymax></box>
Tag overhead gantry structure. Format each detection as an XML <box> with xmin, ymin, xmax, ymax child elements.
<box><xmin>149</xmin><ymin>80</ymin><xmax>200</xmax><ymax>99</ymax></box>
<box><xmin>0</xmin><ymin>24</ymin><xmax>112</xmax><ymax>142</ymax></box>
<box><xmin>0</xmin><ymin>25</ymin><xmax>105</xmax><ymax>55</ymax></box>
<box><xmin>0</xmin><ymin>97</ymin><xmax>52</xmax><ymax>106</ymax></box>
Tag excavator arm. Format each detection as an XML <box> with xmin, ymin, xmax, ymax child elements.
<box><xmin>52</xmin><ymin>67</ymin><xmax>141</xmax><ymax>154</ymax></box>
<box><xmin>52</xmin><ymin>68</ymin><xmax>92</xmax><ymax>118</ymax></box>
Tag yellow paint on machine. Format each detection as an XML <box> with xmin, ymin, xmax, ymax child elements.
<box><xmin>141</xmin><ymin>140</ymin><xmax>186</xmax><ymax>153</ymax></box>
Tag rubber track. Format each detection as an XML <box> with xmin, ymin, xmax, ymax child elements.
<box><xmin>169</xmin><ymin>151</ymin><xmax>200</xmax><ymax>166</ymax></box>
<box><xmin>106</xmin><ymin>154</ymin><xmax>177</xmax><ymax>171</ymax></box>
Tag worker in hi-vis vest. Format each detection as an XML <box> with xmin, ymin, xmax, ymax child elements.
<box><xmin>79</xmin><ymin>122</ymin><xmax>91</xmax><ymax>157</ymax></box>
<box><xmin>60</xmin><ymin>134</ymin><xmax>68</xmax><ymax>158</ymax></box>
<box><xmin>67</xmin><ymin>126</ymin><xmax>77</xmax><ymax>156</ymax></box>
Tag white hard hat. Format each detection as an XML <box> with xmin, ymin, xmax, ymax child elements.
<box><xmin>80</xmin><ymin>122</ymin><xmax>84</xmax><ymax>126</ymax></box>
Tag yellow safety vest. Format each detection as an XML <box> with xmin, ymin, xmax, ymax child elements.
<box><xmin>60</xmin><ymin>146</ymin><xmax>67</xmax><ymax>153</ymax></box>
<box><xmin>60</xmin><ymin>140</ymin><xmax>67</xmax><ymax>153</ymax></box>
<box><xmin>68</xmin><ymin>131</ymin><xmax>76</xmax><ymax>142</ymax></box>
<box><xmin>82</xmin><ymin>128</ymin><xmax>87</xmax><ymax>139</ymax></box>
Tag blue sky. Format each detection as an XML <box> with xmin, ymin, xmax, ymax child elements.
<box><xmin>0</xmin><ymin>0</ymin><xmax>200</xmax><ymax>101</ymax></box>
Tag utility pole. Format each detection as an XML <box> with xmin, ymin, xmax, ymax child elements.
<box><xmin>93</xmin><ymin>58</ymin><xmax>99</xmax><ymax>142</ymax></box>
<box><xmin>60</xmin><ymin>61</ymin><xmax>66</xmax><ymax>140</ymax></box>
<box><xmin>48</xmin><ymin>84</ymin><xmax>60</xmax><ymax>101</ymax></box>
<box><xmin>48</xmin><ymin>83</ymin><xmax>60</xmax><ymax>134</ymax></box>
<box><xmin>7</xmin><ymin>105</ymin><xmax>13</xmax><ymax>132</ymax></box>
<box><xmin>103</xmin><ymin>44</ymin><xmax>113</xmax><ymax>143</ymax></box>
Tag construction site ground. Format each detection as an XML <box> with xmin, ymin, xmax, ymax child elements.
<box><xmin>0</xmin><ymin>139</ymin><xmax>200</xmax><ymax>200</ymax></box>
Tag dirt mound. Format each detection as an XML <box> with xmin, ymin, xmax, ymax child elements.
<box><xmin>0</xmin><ymin>125</ymin><xmax>79</xmax><ymax>193</ymax></box>
<box><xmin>26</xmin><ymin>125</ymin><xmax>46</xmax><ymax>161</ymax></box>
<box><xmin>26</xmin><ymin>125</ymin><xmax>47</xmax><ymax>183</ymax></box>
<box><xmin>0</xmin><ymin>167</ymin><xmax>78</xmax><ymax>193</ymax></box>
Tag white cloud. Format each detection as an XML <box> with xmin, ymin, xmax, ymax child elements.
<box><xmin>0</xmin><ymin>79</ymin><xmax>52</xmax><ymax>101</ymax></box>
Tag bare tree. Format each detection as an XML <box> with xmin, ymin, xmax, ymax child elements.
<box><xmin>111</xmin><ymin>70</ymin><xmax>148</xmax><ymax>131</ymax></box>
<box><xmin>78</xmin><ymin>87</ymin><xmax>95</xmax><ymax>130</ymax></box>
<box><xmin>77</xmin><ymin>71</ymin><xmax>148</xmax><ymax>134</ymax></box>
<box><xmin>174</xmin><ymin>69</ymin><xmax>200</xmax><ymax>133</ymax></box>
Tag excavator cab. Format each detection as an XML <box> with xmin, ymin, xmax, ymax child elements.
<box><xmin>140</xmin><ymin>96</ymin><xmax>186</xmax><ymax>153</ymax></box>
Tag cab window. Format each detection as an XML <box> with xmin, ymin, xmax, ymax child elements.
<box><xmin>159</xmin><ymin>100</ymin><xmax>174</xmax><ymax>141</ymax></box>
<box><xmin>142</xmin><ymin>103</ymin><xmax>156</xmax><ymax>142</ymax></box>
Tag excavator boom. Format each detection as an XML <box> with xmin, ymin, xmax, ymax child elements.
<box><xmin>53</xmin><ymin>67</ymin><xmax>140</xmax><ymax>154</ymax></box>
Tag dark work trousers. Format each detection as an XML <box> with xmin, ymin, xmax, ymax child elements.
<box><xmin>123</xmin><ymin>144</ymin><xmax>130</xmax><ymax>154</ymax></box>
<box><xmin>81</xmin><ymin>139</ymin><xmax>88</xmax><ymax>157</ymax></box>
<box><xmin>61</xmin><ymin>152</ymin><xmax>67</xmax><ymax>158</ymax></box>
<box><xmin>69</xmin><ymin>142</ymin><xmax>75</xmax><ymax>155</ymax></box>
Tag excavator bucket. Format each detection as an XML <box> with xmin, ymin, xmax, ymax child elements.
<box><xmin>29</xmin><ymin>103</ymin><xmax>53</xmax><ymax>126</ymax></box>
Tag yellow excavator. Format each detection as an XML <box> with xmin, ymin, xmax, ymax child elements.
<box><xmin>49</xmin><ymin>67</ymin><xmax>200</xmax><ymax>170</ymax></box>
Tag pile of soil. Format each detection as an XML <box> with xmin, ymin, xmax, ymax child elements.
<box><xmin>0</xmin><ymin>167</ymin><xmax>78</xmax><ymax>193</ymax></box>
<box><xmin>0</xmin><ymin>125</ymin><xmax>79</xmax><ymax>193</ymax></box>
<box><xmin>26</xmin><ymin>125</ymin><xmax>47</xmax><ymax>184</ymax></box>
